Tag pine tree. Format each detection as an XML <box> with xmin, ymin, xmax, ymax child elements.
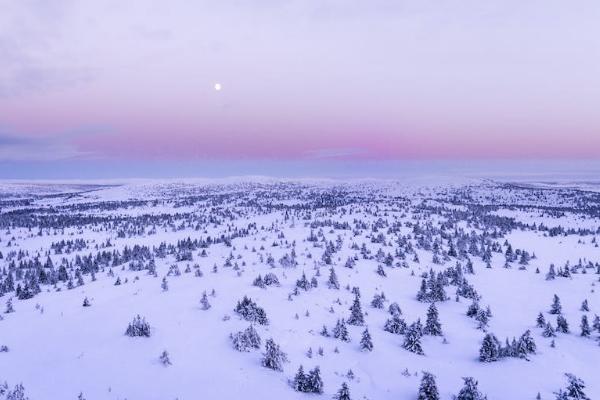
<box><xmin>424</xmin><ymin>303</ymin><xmax>442</xmax><ymax>336</ymax></box>
<box><xmin>388</xmin><ymin>302</ymin><xmax>402</xmax><ymax>317</ymax></box>
<box><xmin>417</xmin><ymin>371</ymin><xmax>440</xmax><ymax>400</ymax></box>
<box><xmin>371</xmin><ymin>293</ymin><xmax>385</xmax><ymax>309</ymax></box>
<box><xmin>556</xmin><ymin>315</ymin><xmax>569</xmax><ymax>334</ymax></box>
<box><xmin>550</xmin><ymin>294</ymin><xmax>562</xmax><ymax>315</ymax></box>
<box><xmin>261</xmin><ymin>338</ymin><xmax>287</xmax><ymax>371</ymax></box>
<box><xmin>200</xmin><ymin>291</ymin><xmax>211</xmax><ymax>310</ymax></box>
<box><xmin>5</xmin><ymin>298</ymin><xmax>14</xmax><ymax>314</ymax></box>
<box><xmin>479</xmin><ymin>333</ymin><xmax>500</xmax><ymax>362</ymax></box>
<box><xmin>402</xmin><ymin>323</ymin><xmax>424</xmax><ymax>355</ymax></box>
<box><xmin>306</xmin><ymin>367</ymin><xmax>324</xmax><ymax>394</ymax></box>
<box><xmin>592</xmin><ymin>314</ymin><xmax>600</xmax><ymax>333</ymax></box>
<box><xmin>292</xmin><ymin>365</ymin><xmax>307</xmax><ymax>392</ymax></box>
<box><xmin>125</xmin><ymin>315</ymin><xmax>151</xmax><ymax>337</ymax></box>
<box><xmin>456</xmin><ymin>377</ymin><xmax>487</xmax><ymax>400</ymax></box>
<box><xmin>360</xmin><ymin>328</ymin><xmax>373</xmax><ymax>352</ymax></box>
<box><xmin>231</xmin><ymin>325</ymin><xmax>262</xmax><ymax>352</ymax></box>
<box><xmin>475</xmin><ymin>309</ymin><xmax>489</xmax><ymax>330</ymax></box>
<box><xmin>580</xmin><ymin>315</ymin><xmax>591</xmax><ymax>337</ymax></box>
<box><xmin>416</xmin><ymin>278</ymin><xmax>428</xmax><ymax>302</ymax></box>
<box><xmin>466</xmin><ymin>300</ymin><xmax>480</xmax><ymax>318</ymax></box>
<box><xmin>555</xmin><ymin>373</ymin><xmax>590</xmax><ymax>400</ymax></box>
<box><xmin>384</xmin><ymin>315</ymin><xmax>406</xmax><ymax>335</ymax></box>
<box><xmin>518</xmin><ymin>330</ymin><xmax>537</xmax><ymax>355</ymax></box>
<box><xmin>580</xmin><ymin>299</ymin><xmax>589</xmax><ymax>312</ymax></box>
<box><xmin>333</xmin><ymin>319</ymin><xmax>350</xmax><ymax>342</ymax></box>
<box><xmin>333</xmin><ymin>382</ymin><xmax>352</xmax><ymax>400</ymax></box>
<box><xmin>327</xmin><ymin>268</ymin><xmax>340</xmax><ymax>289</ymax></box>
<box><xmin>536</xmin><ymin>312</ymin><xmax>546</xmax><ymax>328</ymax></box>
<box><xmin>542</xmin><ymin>322</ymin><xmax>556</xmax><ymax>338</ymax></box>
<box><xmin>347</xmin><ymin>295</ymin><xmax>364</xmax><ymax>326</ymax></box>
<box><xmin>159</xmin><ymin>350</ymin><xmax>171</xmax><ymax>366</ymax></box>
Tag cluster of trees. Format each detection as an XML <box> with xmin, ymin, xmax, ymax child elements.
<box><xmin>124</xmin><ymin>315</ymin><xmax>151</xmax><ymax>337</ymax></box>
<box><xmin>479</xmin><ymin>331</ymin><xmax>536</xmax><ymax>362</ymax></box>
<box><xmin>234</xmin><ymin>296</ymin><xmax>269</xmax><ymax>325</ymax></box>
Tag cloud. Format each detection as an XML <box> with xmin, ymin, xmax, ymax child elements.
<box><xmin>0</xmin><ymin>125</ymin><xmax>108</xmax><ymax>161</ymax></box>
<box><xmin>0</xmin><ymin>65</ymin><xmax>93</xmax><ymax>98</ymax></box>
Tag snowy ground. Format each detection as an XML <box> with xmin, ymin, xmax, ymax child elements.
<box><xmin>0</xmin><ymin>178</ymin><xmax>598</xmax><ymax>400</ymax></box>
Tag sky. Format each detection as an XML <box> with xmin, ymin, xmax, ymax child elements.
<box><xmin>1</xmin><ymin>0</ymin><xmax>599</xmax><ymax>179</ymax></box>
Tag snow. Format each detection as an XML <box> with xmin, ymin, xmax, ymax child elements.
<box><xmin>0</xmin><ymin>178</ymin><xmax>598</xmax><ymax>400</ymax></box>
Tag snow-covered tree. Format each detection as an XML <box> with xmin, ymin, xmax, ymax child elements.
<box><xmin>418</xmin><ymin>371</ymin><xmax>440</xmax><ymax>400</ymax></box>
<box><xmin>261</xmin><ymin>338</ymin><xmax>287</xmax><ymax>371</ymax></box>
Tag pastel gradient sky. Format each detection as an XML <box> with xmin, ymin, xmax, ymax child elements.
<box><xmin>1</xmin><ymin>0</ymin><xmax>599</xmax><ymax>178</ymax></box>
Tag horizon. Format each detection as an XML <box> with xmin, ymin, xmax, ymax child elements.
<box><xmin>2</xmin><ymin>158</ymin><xmax>600</xmax><ymax>181</ymax></box>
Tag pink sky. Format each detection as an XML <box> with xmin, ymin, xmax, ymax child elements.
<box><xmin>1</xmin><ymin>0</ymin><xmax>599</xmax><ymax>163</ymax></box>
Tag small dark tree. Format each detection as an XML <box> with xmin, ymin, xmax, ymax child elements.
<box><xmin>550</xmin><ymin>294</ymin><xmax>562</xmax><ymax>315</ymax></box>
<box><xmin>580</xmin><ymin>315</ymin><xmax>591</xmax><ymax>337</ymax></box>
<box><xmin>360</xmin><ymin>328</ymin><xmax>373</xmax><ymax>352</ymax></box>
<box><xmin>327</xmin><ymin>268</ymin><xmax>340</xmax><ymax>290</ymax></box>
<box><xmin>159</xmin><ymin>350</ymin><xmax>171</xmax><ymax>366</ymax></box>
<box><xmin>536</xmin><ymin>312</ymin><xmax>546</xmax><ymax>328</ymax></box>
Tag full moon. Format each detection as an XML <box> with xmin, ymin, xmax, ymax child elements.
<box><xmin>214</xmin><ymin>83</ymin><xmax>222</xmax><ymax>91</ymax></box>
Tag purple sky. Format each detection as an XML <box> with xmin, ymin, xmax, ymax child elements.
<box><xmin>1</xmin><ymin>0</ymin><xmax>599</xmax><ymax>174</ymax></box>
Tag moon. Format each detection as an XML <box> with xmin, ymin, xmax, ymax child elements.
<box><xmin>214</xmin><ymin>83</ymin><xmax>222</xmax><ymax>91</ymax></box>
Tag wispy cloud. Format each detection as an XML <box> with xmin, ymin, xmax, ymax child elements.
<box><xmin>0</xmin><ymin>125</ymin><xmax>108</xmax><ymax>161</ymax></box>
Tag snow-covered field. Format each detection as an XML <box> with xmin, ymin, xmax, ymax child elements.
<box><xmin>0</xmin><ymin>178</ymin><xmax>598</xmax><ymax>400</ymax></box>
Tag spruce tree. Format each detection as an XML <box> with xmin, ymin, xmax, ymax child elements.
<box><xmin>424</xmin><ymin>303</ymin><xmax>442</xmax><ymax>336</ymax></box>
<box><xmin>200</xmin><ymin>291</ymin><xmax>211</xmax><ymax>310</ymax></box>
<box><xmin>580</xmin><ymin>315</ymin><xmax>591</xmax><ymax>337</ymax></box>
<box><xmin>306</xmin><ymin>367</ymin><xmax>324</xmax><ymax>394</ymax></box>
<box><xmin>479</xmin><ymin>333</ymin><xmax>500</xmax><ymax>362</ymax></box>
<box><xmin>159</xmin><ymin>350</ymin><xmax>171</xmax><ymax>366</ymax></box>
<box><xmin>333</xmin><ymin>382</ymin><xmax>352</xmax><ymax>400</ymax></box>
<box><xmin>347</xmin><ymin>295</ymin><xmax>364</xmax><ymax>326</ymax></box>
<box><xmin>456</xmin><ymin>377</ymin><xmax>487</xmax><ymax>400</ymax></box>
<box><xmin>555</xmin><ymin>373</ymin><xmax>590</xmax><ymax>400</ymax></box>
<box><xmin>580</xmin><ymin>299</ymin><xmax>589</xmax><ymax>312</ymax></box>
<box><xmin>293</xmin><ymin>365</ymin><xmax>307</xmax><ymax>392</ymax></box>
<box><xmin>550</xmin><ymin>294</ymin><xmax>562</xmax><ymax>315</ymax></box>
<box><xmin>402</xmin><ymin>323</ymin><xmax>424</xmax><ymax>355</ymax></box>
<box><xmin>261</xmin><ymin>338</ymin><xmax>287</xmax><ymax>371</ymax></box>
<box><xmin>536</xmin><ymin>312</ymin><xmax>546</xmax><ymax>328</ymax></box>
<box><xmin>417</xmin><ymin>371</ymin><xmax>440</xmax><ymax>400</ymax></box>
<box><xmin>556</xmin><ymin>315</ymin><xmax>569</xmax><ymax>334</ymax></box>
<box><xmin>360</xmin><ymin>328</ymin><xmax>373</xmax><ymax>352</ymax></box>
<box><xmin>333</xmin><ymin>319</ymin><xmax>350</xmax><ymax>342</ymax></box>
<box><xmin>542</xmin><ymin>322</ymin><xmax>556</xmax><ymax>338</ymax></box>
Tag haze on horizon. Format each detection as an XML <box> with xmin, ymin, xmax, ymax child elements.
<box><xmin>1</xmin><ymin>0</ymin><xmax>599</xmax><ymax>179</ymax></box>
